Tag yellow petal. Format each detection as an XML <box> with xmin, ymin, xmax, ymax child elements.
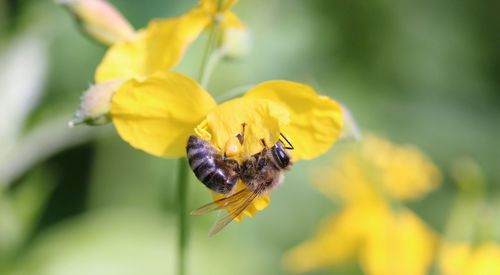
<box><xmin>111</xmin><ymin>72</ymin><xmax>216</xmax><ymax>157</ymax></box>
<box><xmin>360</xmin><ymin>135</ymin><xmax>442</xmax><ymax>201</ymax></box>
<box><xmin>94</xmin><ymin>30</ymin><xmax>147</xmax><ymax>83</ymax></box>
<box><xmin>313</xmin><ymin>154</ymin><xmax>380</xmax><ymax>203</ymax></box>
<box><xmin>221</xmin><ymin>11</ymin><xmax>245</xmax><ymax>29</ymax></box>
<box><xmin>195</xmin><ymin>97</ymin><xmax>290</xmax><ymax>158</ymax></box>
<box><xmin>315</xmin><ymin>134</ymin><xmax>442</xmax><ymax>202</ymax></box>
<box><xmin>464</xmin><ymin>244</ymin><xmax>500</xmax><ymax>275</ymax></box>
<box><xmin>439</xmin><ymin>242</ymin><xmax>471</xmax><ymax>275</ymax></box>
<box><xmin>244</xmin><ymin>81</ymin><xmax>343</xmax><ymax>160</ymax></box>
<box><xmin>283</xmin><ymin>203</ymin><xmax>376</xmax><ymax>273</ymax></box>
<box><xmin>95</xmin><ymin>6</ymin><xmax>211</xmax><ymax>83</ymax></box>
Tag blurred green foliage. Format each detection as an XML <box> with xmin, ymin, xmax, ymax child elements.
<box><xmin>0</xmin><ymin>0</ymin><xmax>499</xmax><ymax>274</ymax></box>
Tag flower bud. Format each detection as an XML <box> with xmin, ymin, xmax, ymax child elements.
<box><xmin>57</xmin><ymin>0</ymin><xmax>135</xmax><ymax>46</ymax></box>
<box><xmin>69</xmin><ymin>80</ymin><xmax>124</xmax><ymax>127</ymax></box>
<box><xmin>451</xmin><ymin>157</ymin><xmax>485</xmax><ymax>195</ymax></box>
<box><xmin>220</xmin><ymin>27</ymin><xmax>252</xmax><ymax>60</ymax></box>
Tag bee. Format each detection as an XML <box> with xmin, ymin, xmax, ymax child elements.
<box><xmin>188</xmin><ymin>123</ymin><xmax>294</xmax><ymax>236</ymax></box>
<box><xmin>186</xmin><ymin>135</ymin><xmax>240</xmax><ymax>194</ymax></box>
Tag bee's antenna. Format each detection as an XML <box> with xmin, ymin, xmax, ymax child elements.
<box><xmin>279</xmin><ymin>133</ymin><xmax>294</xmax><ymax>150</ymax></box>
<box><xmin>258</xmin><ymin>138</ymin><xmax>266</xmax><ymax>147</ymax></box>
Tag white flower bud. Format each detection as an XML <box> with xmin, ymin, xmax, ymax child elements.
<box><xmin>220</xmin><ymin>27</ymin><xmax>252</xmax><ymax>60</ymax></box>
<box><xmin>69</xmin><ymin>80</ymin><xmax>124</xmax><ymax>127</ymax></box>
<box><xmin>57</xmin><ymin>0</ymin><xmax>135</xmax><ymax>46</ymax></box>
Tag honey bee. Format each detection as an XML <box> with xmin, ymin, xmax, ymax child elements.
<box><xmin>186</xmin><ymin>135</ymin><xmax>240</xmax><ymax>194</ymax></box>
<box><xmin>187</xmin><ymin>124</ymin><xmax>293</xmax><ymax>236</ymax></box>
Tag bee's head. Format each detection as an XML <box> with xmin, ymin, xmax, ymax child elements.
<box><xmin>271</xmin><ymin>141</ymin><xmax>292</xmax><ymax>170</ymax></box>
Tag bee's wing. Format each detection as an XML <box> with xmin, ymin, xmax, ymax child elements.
<box><xmin>208</xmin><ymin>190</ymin><xmax>259</xmax><ymax>236</ymax></box>
<box><xmin>190</xmin><ymin>188</ymin><xmax>249</xmax><ymax>215</ymax></box>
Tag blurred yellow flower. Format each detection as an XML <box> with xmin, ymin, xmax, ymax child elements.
<box><xmin>439</xmin><ymin>242</ymin><xmax>500</xmax><ymax>275</ymax></box>
<box><xmin>110</xmin><ymin>72</ymin><xmax>343</xmax><ymax>219</ymax></box>
<box><xmin>283</xmin><ymin>135</ymin><xmax>441</xmax><ymax>274</ymax></box>
<box><xmin>315</xmin><ymin>135</ymin><xmax>442</xmax><ymax>203</ymax></box>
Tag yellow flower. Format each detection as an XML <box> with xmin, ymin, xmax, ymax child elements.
<box><xmin>69</xmin><ymin>0</ymin><xmax>248</xmax><ymax>125</ymax></box>
<box><xmin>315</xmin><ymin>134</ymin><xmax>442</xmax><ymax>203</ymax></box>
<box><xmin>95</xmin><ymin>0</ymin><xmax>246</xmax><ymax>83</ymax></box>
<box><xmin>439</xmin><ymin>242</ymin><xmax>500</xmax><ymax>275</ymax></box>
<box><xmin>110</xmin><ymin>71</ymin><xmax>343</xmax><ymax>219</ymax></box>
<box><xmin>284</xmin><ymin>135</ymin><xmax>441</xmax><ymax>274</ymax></box>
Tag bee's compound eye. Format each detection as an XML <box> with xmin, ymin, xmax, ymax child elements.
<box><xmin>273</xmin><ymin>146</ymin><xmax>290</xmax><ymax>169</ymax></box>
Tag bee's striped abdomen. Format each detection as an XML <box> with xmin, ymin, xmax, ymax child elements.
<box><xmin>186</xmin><ymin>136</ymin><xmax>240</xmax><ymax>194</ymax></box>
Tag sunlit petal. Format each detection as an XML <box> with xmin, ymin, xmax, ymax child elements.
<box><xmin>244</xmin><ymin>81</ymin><xmax>343</xmax><ymax>160</ymax></box>
<box><xmin>111</xmin><ymin>72</ymin><xmax>216</xmax><ymax>157</ymax></box>
<box><xmin>96</xmin><ymin>7</ymin><xmax>211</xmax><ymax>82</ymax></box>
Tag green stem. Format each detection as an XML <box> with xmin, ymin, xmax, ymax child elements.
<box><xmin>215</xmin><ymin>84</ymin><xmax>256</xmax><ymax>103</ymax></box>
<box><xmin>198</xmin><ymin>0</ymin><xmax>224</xmax><ymax>87</ymax></box>
<box><xmin>176</xmin><ymin>159</ymin><xmax>189</xmax><ymax>275</ymax></box>
<box><xmin>177</xmin><ymin>5</ymin><xmax>223</xmax><ymax>274</ymax></box>
<box><xmin>197</xmin><ymin>23</ymin><xmax>217</xmax><ymax>86</ymax></box>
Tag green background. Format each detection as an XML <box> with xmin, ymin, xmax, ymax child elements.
<box><xmin>0</xmin><ymin>0</ymin><xmax>499</xmax><ymax>274</ymax></box>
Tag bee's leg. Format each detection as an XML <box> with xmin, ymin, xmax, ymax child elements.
<box><xmin>236</xmin><ymin>122</ymin><xmax>247</xmax><ymax>145</ymax></box>
<box><xmin>255</xmin><ymin>139</ymin><xmax>268</xmax><ymax>171</ymax></box>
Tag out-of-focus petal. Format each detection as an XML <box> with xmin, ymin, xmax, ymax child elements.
<box><xmin>360</xmin><ymin>208</ymin><xmax>437</xmax><ymax>275</ymax></box>
<box><xmin>360</xmin><ymin>135</ymin><xmax>442</xmax><ymax>201</ymax></box>
<box><xmin>221</xmin><ymin>11</ymin><xmax>245</xmax><ymax>29</ymax></box>
<box><xmin>96</xmin><ymin>6</ymin><xmax>211</xmax><ymax>82</ymax></box>
<box><xmin>111</xmin><ymin>72</ymin><xmax>216</xmax><ymax>157</ymax></box>
<box><xmin>283</xmin><ymin>203</ymin><xmax>376</xmax><ymax>273</ymax></box>
<box><xmin>313</xmin><ymin>154</ymin><xmax>379</xmax><ymax>203</ymax></box>
<box><xmin>244</xmin><ymin>81</ymin><xmax>343</xmax><ymax>160</ymax></box>
<box><xmin>464</xmin><ymin>244</ymin><xmax>500</xmax><ymax>275</ymax></box>
<box><xmin>439</xmin><ymin>242</ymin><xmax>471</xmax><ymax>275</ymax></box>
